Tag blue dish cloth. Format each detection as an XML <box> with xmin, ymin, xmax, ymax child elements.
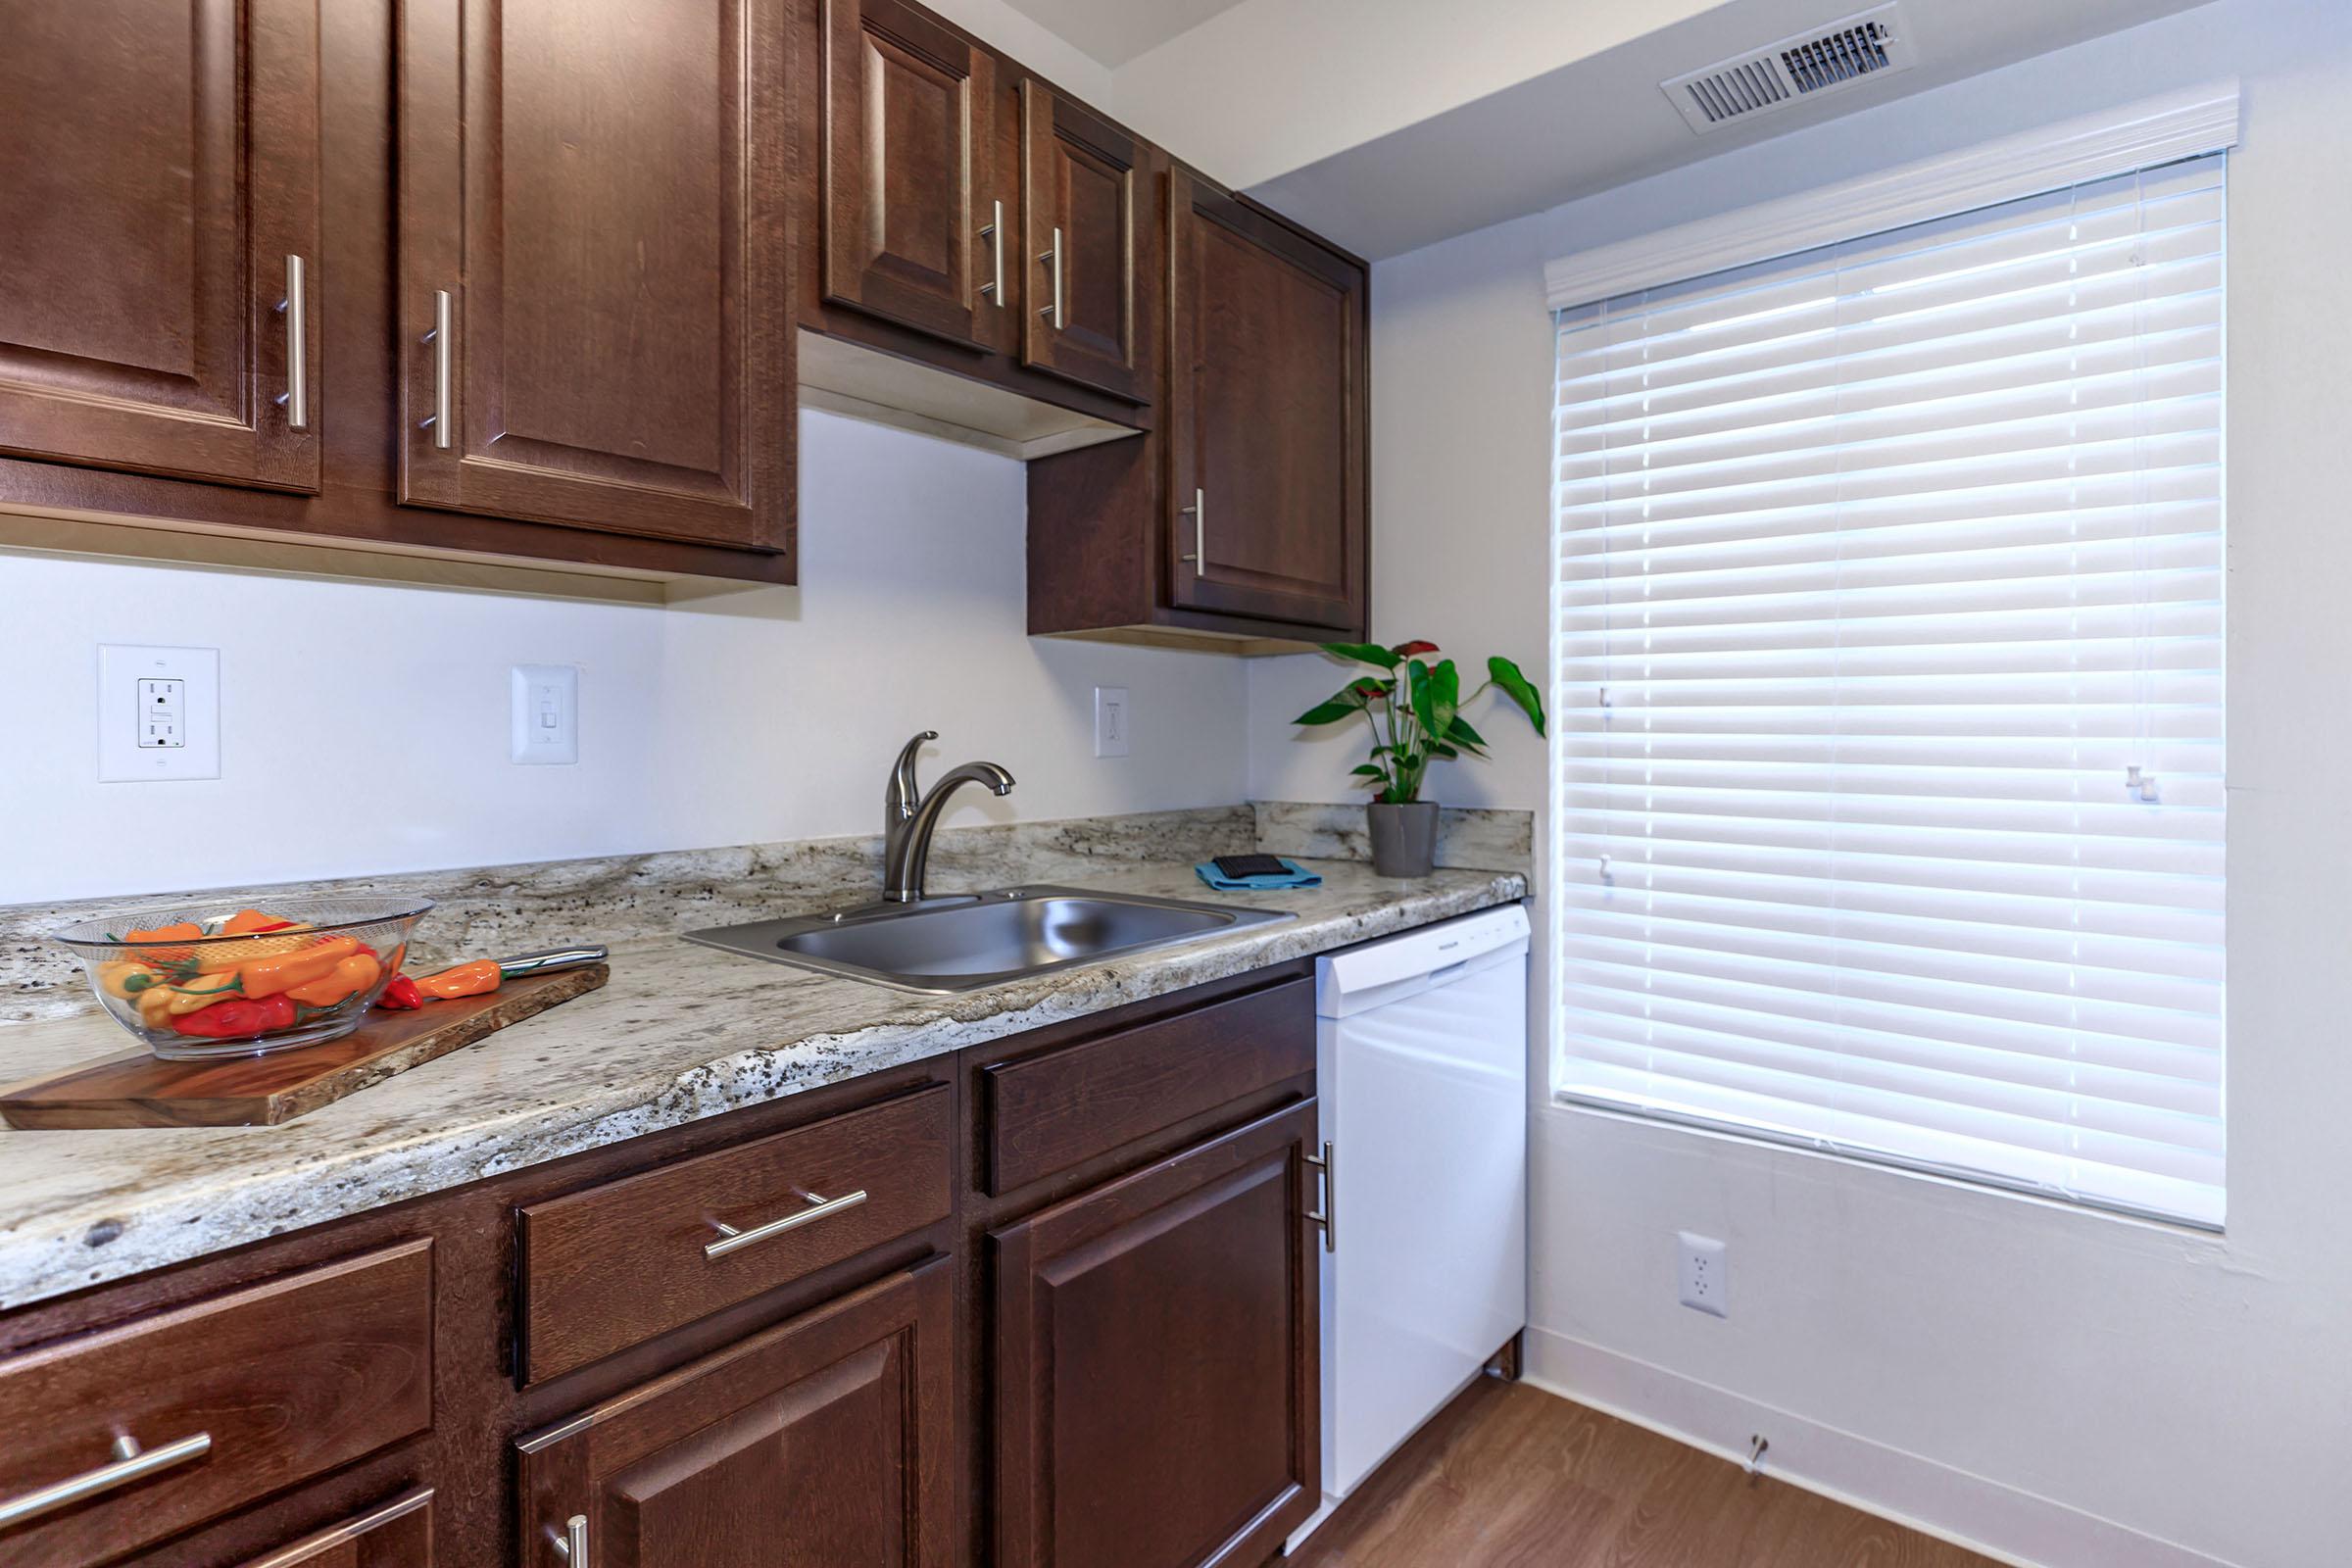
<box><xmin>1194</xmin><ymin>858</ymin><xmax>1322</xmax><ymax>892</ymax></box>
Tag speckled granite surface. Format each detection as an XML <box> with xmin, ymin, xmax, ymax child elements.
<box><xmin>1251</xmin><ymin>802</ymin><xmax>1533</xmax><ymax>874</ymax></box>
<box><xmin>0</xmin><ymin>807</ymin><xmax>1259</xmax><ymax>1026</ymax></box>
<box><xmin>0</xmin><ymin>817</ymin><xmax>1523</xmax><ymax>1311</ymax></box>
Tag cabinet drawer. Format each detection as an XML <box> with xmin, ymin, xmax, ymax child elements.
<box><xmin>0</xmin><ymin>1241</ymin><xmax>434</xmax><ymax>1568</ymax></box>
<box><xmin>983</xmin><ymin>975</ymin><xmax>1313</xmax><ymax>1194</ymax></box>
<box><xmin>517</xmin><ymin>1087</ymin><xmax>953</xmax><ymax>1384</ymax></box>
<box><xmin>236</xmin><ymin>1487</ymin><xmax>434</xmax><ymax>1567</ymax></box>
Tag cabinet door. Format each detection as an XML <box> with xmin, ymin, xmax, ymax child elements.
<box><xmin>1019</xmin><ymin>83</ymin><xmax>1148</xmax><ymax>404</ymax></box>
<box><xmin>517</xmin><ymin>1260</ymin><xmax>956</xmax><ymax>1568</ymax></box>
<box><xmin>994</xmin><ymin>1100</ymin><xmax>1321</xmax><ymax>1568</ymax></box>
<box><xmin>398</xmin><ymin>0</ymin><xmax>794</xmax><ymax>555</ymax></box>
<box><xmin>821</xmin><ymin>0</ymin><xmax>1000</xmax><ymax>350</ymax></box>
<box><xmin>0</xmin><ymin>0</ymin><xmax>320</xmax><ymax>493</ymax></box>
<box><xmin>1167</xmin><ymin>172</ymin><xmax>1365</xmax><ymax>631</ymax></box>
<box><xmin>232</xmin><ymin>1488</ymin><xmax>433</xmax><ymax>1568</ymax></box>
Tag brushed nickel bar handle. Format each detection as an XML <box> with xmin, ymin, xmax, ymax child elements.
<box><xmin>1037</xmin><ymin>226</ymin><xmax>1063</xmax><ymax>325</ymax></box>
<box><xmin>550</xmin><ymin>1513</ymin><xmax>588</xmax><ymax>1561</ymax></box>
<box><xmin>0</xmin><ymin>1432</ymin><xmax>213</xmax><ymax>1532</ymax></box>
<box><xmin>1304</xmin><ymin>1140</ymin><xmax>1335</xmax><ymax>1252</ymax></box>
<box><xmin>423</xmin><ymin>289</ymin><xmax>453</xmax><ymax>449</ymax></box>
<box><xmin>497</xmin><ymin>946</ymin><xmax>610</xmax><ymax>979</ymax></box>
<box><xmin>274</xmin><ymin>255</ymin><xmax>308</xmax><ymax>430</ymax></box>
<box><xmin>705</xmin><ymin>1189</ymin><xmax>868</xmax><ymax>1259</ymax></box>
<box><xmin>1178</xmin><ymin>488</ymin><xmax>1204</xmax><ymax>565</ymax></box>
<box><xmin>979</xmin><ymin>199</ymin><xmax>1004</xmax><ymax>306</ymax></box>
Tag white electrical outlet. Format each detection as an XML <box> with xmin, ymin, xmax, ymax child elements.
<box><xmin>511</xmin><ymin>664</ymin><xmax>579</xmax><ymax>765</ymax></box>
<box><xmin>1678</xmin><ymin>1231</ymin><xmax>1729</xmax><ymax>1318</ymax></box>
<box><xmin>1094</xmin><ymin>686</ymin><xmax>1131</xmax><ymax>758</ymax></box>
<box><xmin>98</xmin><ymin>645</ymin><xmax>220</xmax><ymax>781</ymax></box>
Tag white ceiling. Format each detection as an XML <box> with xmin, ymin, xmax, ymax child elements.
<box><xmin>1236</xmin><ymin>0</ymin><xmax>2215</xmax><ymax>258</ymax></box>
<box><xmin>994</xmin><ymin>0</ymin><xmax>1252</xmax><ymax>66</ymax></box>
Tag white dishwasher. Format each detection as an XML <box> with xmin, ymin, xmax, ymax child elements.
<box><xmin>1298</xmin><ymin>903</ymin><xmax>1530</xmax><ymax>1541</ymax></box>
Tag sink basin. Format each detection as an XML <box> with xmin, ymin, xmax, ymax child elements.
<box><xmin>684</xmin><ymin>885</ymin><xmax>1296</xmax><ymax>993</ymax></box>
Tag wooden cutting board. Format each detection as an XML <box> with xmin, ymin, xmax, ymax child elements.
<box><xmin>0</xmin><ymin>963</ymin><xmax>609</xmax><ymax>1130</ymax></box>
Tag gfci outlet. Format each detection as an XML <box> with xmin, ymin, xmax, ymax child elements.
<box><xmin>98</xmin><ymin>645</ymin><xmax>220</xmax><ymax>781</ymax></box>
<box><xmin>1678</xmin><ymin>1231</ymin><xmax>1729</xmax><ymax>1318</ymax></box>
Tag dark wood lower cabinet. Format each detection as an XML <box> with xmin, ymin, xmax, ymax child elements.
<box><xmin>232</xmin><ymin>1488</ymin><xmax>434</xmax><ymax>1567</ymax></box>
<box><xmin>993</xmin><ymin>1099</ymin><xmax>1322</xmax><ymax>1568</ymax></box>
<box><xmin>0</xmin><ymin>961</ymin><xmax>1335</xmax><ymax>1568</ymax></box>
<box><xmin>516</xmin><ymin>1258</ymin><xmax>957</xmax><ymax>1568</ymax></box>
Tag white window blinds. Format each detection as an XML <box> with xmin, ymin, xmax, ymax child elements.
<box><xmin>1549</xmin><ymin>152</ymin><xmax>2226</xmax><ymax>1228</ymax></box>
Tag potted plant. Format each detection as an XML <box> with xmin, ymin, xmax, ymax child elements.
<box><xmin>1293</xmin><ymin>640</ymin><xmax>1545</xmax><ymax>877</ymax></box>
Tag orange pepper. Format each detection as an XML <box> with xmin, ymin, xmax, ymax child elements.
<box><xmin>220</xmin><ymin>908</ymin><xmax>295</xmax><ymax>936</ymax></box>
<box><xmin>412</xmin><ymin>959</ymin><xmax>502</xmax><ymax>1001</ymax></box>
<box><xmin>195</xmin><ymin>925</ymin><xmax>321</xmax><ymax>974</ymax></box>
<box><xmin>239</xmin><ymin>935</ymin><xmax>362</xmax><ymax>999</ymax></box>
<box><xmin>284</xmin><ymin>952</ymin><xmax>383</xmax><ymax>1008</ymax></box>
<box><xmin>123</xmin><ymin>921</ymin><xmax>204</xmax><ymax>964</ymax></box>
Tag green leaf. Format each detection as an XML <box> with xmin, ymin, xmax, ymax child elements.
<box><xmin>1407</xmin><ymin>660</ymin><xmax>1440</xmax><ymax>739</ymax></box>
<box><xmin>1321</xmin><ymin>641</ymin><xmax>1400</xmax><ymax>669</ymax></box>
<box><xmin>1429</xmin><ymin>741</ymin><xmax>1461</xmax><ymax>760</ymax></box>
<box><xmin>1429</xmin><ymin>659</ymin><xmax>1461</xmax><ymax>735</ymax></box>
<box><xmin>1488</xmin><ymin>656</ymin><xmax>1546</xmax><ymax>737</ymax></box>
<box><xmin>1349</xmin><ymin>763</ymin><xmax>1388</xmax><ymax>778</ymax></box>
<box><xmin>1447</xmin><ymin>715</ymin><xmax>1489</xmax><ymax>751</ymax></box>
<box><xmin>1293</xmin><ymin>699</ymin><xmax>1359</xmax><ymax>726</ymax></box>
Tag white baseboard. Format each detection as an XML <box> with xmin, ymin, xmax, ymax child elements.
<box><xmin>1522</xmin><ymin>1327</ymin><xmax>2235</xmax><ymax>1568</ymax></box>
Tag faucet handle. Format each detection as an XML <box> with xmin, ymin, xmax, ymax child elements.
<box><xmin>888</xmin><ymin>731</ymin><xmax>939</xmax><ymax>822</ymax></box>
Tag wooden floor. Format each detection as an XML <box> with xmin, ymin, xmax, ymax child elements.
<box><xmin>1287</xmin><ymin>1377</ymin><xmax>2003</xmax><ymax>1568</ymax></box>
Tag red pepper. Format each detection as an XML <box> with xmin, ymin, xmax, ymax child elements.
<box><xmin>170</xmin><ymin>994</ymin><xmax>299</xmax><ymax>1039</ymax></box>
<box><xmin>374</xmin><ymin>975</ymin><xmax>426</xmax><ymax>1011</ymax></box>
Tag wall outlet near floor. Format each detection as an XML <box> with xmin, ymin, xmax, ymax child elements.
<box><xmin>511</xmin><ymin>664</ymin><xmax>580</xmax><ymax>765</ymax></box>
<box><xmin>1677</xmin><ymin>1231</ymin><xmax>1729</xmax><ymax>1318</ymax></box>
<box><xmin>98</xmin><ymin>645</ymin><xmax>220</xmax><ymax>781</ymax></box>
<box><xmin>1094</xmin><ymin>686</ymin><xmax>1131</xmax><ymax>758</ymax></box>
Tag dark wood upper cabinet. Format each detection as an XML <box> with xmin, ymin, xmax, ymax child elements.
<box><xmin>1167</xmin><ymin>171</ymin><xmax>1366</xmax><ymax>631</ymax></box>
<box><xmin>821</xmin><ymin>0</ymin><xmax>1001</xmax><ymax>351</ymax></box>
<box><xmin>396</xmin><ymin>0</ymin><xmax>795</xmax><ymax>556</ymax></box>
<box><xmin>993</xmin><ymin>1099</ymin><xmax>1322</xmax><ymax>1568</ymax></box>
<box><xmin>517</xmin><ymin>1259</ymin><xmax>956</xmax><ymax>1568</ymax></box>
<box><xmin>1019</xmin><ymin>83</ymin><xmax>1150</xmax><ymax>405</ymax></box>
<box><xmin>0</xmin><ymin>0</ymin><xmax>321</xmax><ymax>493</ymax></box>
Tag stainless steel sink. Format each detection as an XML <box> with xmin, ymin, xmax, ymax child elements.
<box><xmin>685</xmin><ymin>886</ymin><xmax>1295</xmax><ymax>993</ymax></box>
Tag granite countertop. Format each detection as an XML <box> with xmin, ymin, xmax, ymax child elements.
<box><xmin>0</xmin><ymin>839</ymin><xmax>1524</xmax><ymax>1312</ymax></box>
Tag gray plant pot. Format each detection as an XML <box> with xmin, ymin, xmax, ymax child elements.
<box><xmin>1367</xmin><ymin>802</ymin><xmax>1440</xmax><ymax>878</ymax></box>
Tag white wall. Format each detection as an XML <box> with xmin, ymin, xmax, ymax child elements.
<box><xmin>1248</xmin><ymin>3</ymin><xmax>2351</xmax><ymax>1564</ymax></box>
<box><xmin>1</xmin><ymin>411</ymin><xmax>1248</xmax><ymax>905</ymax></box>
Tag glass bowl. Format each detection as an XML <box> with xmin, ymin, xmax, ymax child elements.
<box><xmin>51</xmin><ymin>896</ymin><xmax>436</xmax><ymax>1059</ymax></box>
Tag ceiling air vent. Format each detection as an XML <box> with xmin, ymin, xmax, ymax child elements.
<box><xmin>1661</xmin><ymin>3</ymin><xmax>1917</xmax><ymax>135</ymax></box>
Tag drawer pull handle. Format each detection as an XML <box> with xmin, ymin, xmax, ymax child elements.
<box><xmin>705</xmin><ymin>1189</ymin><xmax>868</xmax><ymax>1259</ymax></box>
<box><xmin>550</xmin><ymin>1513</ymin><xmax>588</xmax><ymax>1561</ymax></box>
<box><xmin>0</xmin><ymin>1431</ymin><xmax>212</xmax><ymax>1532</ymax></box>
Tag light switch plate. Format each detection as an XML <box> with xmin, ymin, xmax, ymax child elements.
<box><xmin>98</xmin><ymin>645</ymin><xmax>220</xmax><ymax>781</ymax></box>
<box><xmin>511</xmin><ymin>664</ymin><xmax>579</xmax><ymax>765</ymax></box>
<box><xmin>1094</xmin><ymin>686</ymin><xmax>1131</xmax><ymax>759</ymax></box>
